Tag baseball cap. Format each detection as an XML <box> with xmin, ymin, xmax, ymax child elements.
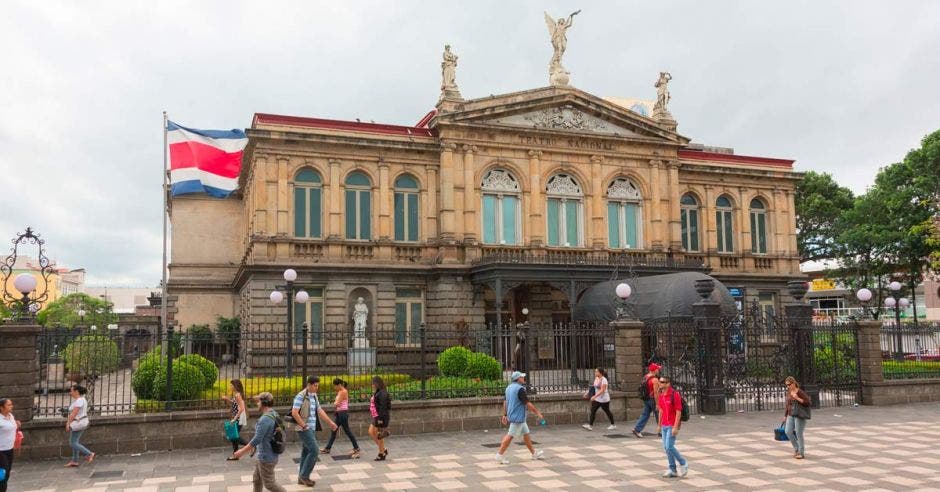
<box><xmin>510</xmin><ymin>371</ymin><xmax>526</xmax><ymax>381</ymax></box>
<box><xmin>648</xmin><ymin>363</ymin><xmax>662</xmax><ymax>372</ymax></box>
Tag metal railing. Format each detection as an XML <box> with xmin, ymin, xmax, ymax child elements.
<box><xmin>33</xmin><ymin>321</ymin><xmax>615</xmax><ymax>418</ymax></box>
<box><xmin>881</xmin><ymin>322</ymin><xmax>940</xmax><ymax>379</ymax></box>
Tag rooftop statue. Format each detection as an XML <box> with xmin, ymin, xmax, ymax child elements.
<box><xmin>543</xmin><ymin>10</ymin><xmax>580</xmax><ymax>86</ymax></box>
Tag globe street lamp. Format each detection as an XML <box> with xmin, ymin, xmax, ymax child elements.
<box><xmin>269</xmin><ymin>269</ymin><xmax>307</xmax><ymax>378</ymax></box>
<box><xmin>78</xmin><ymin>309</ymin><xmax>86</xmax><ymax>327</ymax></box>
<box><xmin>13</xmin><ymin>273</ymin><xmax>37</xmax><ymax>318</ymax></box>
<box><xmin>885</xmin><ymin>281</ymin><xmax>910</xmax><ymax>361</ymax></box>
<box><xmin>615</xmin><ymin>282</ymin><xmax>633</xmax><ymax>319</ymax></box>
<box><xmin>855</xmin><ymin>288</ymin><xmax>872</xmax><ymax>319</ymax></box>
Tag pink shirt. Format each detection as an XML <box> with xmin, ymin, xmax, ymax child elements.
<box><xmin>336</xmin><ymin>397</ymin><xmax>349</xmax><ymax>412</ymax></box>
<box><xmin>369</xmin><ymin>396</ymin><xmax>379</xmax><ymax>418</ymax></box>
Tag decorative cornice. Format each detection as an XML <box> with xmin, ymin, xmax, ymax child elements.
<box><xmin>590</xmin><ymin>155</ymin><xmax>604</xmax><ymax>164</ymax></box>
<box><xmin>527</xmin><ymin>149</ymin><xmax>543</xmax><ymax>159</ymax></box>
<box><xmin>328</xmin><ymin>158</ymin><xmax>341</xmax><ymax>167</ymax></box>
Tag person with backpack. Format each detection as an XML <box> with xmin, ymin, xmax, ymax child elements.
<box><xmin>632</xmin><ymin>362</ymin><xmax>661</xmax><ymax>438</ymax></box>
<box><xmin>783</xmin><ymin>376</ymin><xmax>811</xmax><ymax>459</ymax></box>
<box><xmin>290</xmin><ymin>376</ymin><xmax>338</xmax><ymax>487</ymax></box>
<box><xmin>656</xmin><ymin>376</ymin><xmax>688</xmax><ymax>478</ymax></box>
<box><xmin>232</xmin><ymin>392</ymin><xmax>286</xmax><ymax>492</ymax></box>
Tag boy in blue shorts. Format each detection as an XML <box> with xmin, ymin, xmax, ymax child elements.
<box><xmin>495</xmin><ymin>371</ymin><xmax>546</xmax><ymax>464</ymax></box>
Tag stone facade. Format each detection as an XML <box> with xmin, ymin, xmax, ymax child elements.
<box><xmin>169</xmin><ymin>83</ymin><xmax>803</xmax><ymax>350</ymax></box>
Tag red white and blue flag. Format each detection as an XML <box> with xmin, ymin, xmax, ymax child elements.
<box><xmin>167</xmin><ymin>121</ymin><xmax>248</xmax><ymax>198</ymax></box>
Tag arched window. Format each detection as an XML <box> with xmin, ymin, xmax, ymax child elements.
<box><xmin>546</xmin><ymin>174</ymin><xmax>583</xmax><ymax>247</ymax></box>
<box><xmin>345</xmin><ymin>171</ymin><xmax>372</xmax><ymax>240</ymax></box>
<box><xmin>480</xmin><ymin>169</ymin><xmax>521</xmax><ymax>245</ymax></box>
<box><xmin>680</xmin><ymin>193</ymin><xmax>699</xmax><ymax>252</ymax></box>
<box><xmin>293</xmin><ymin>168</ymin><xmax>322</xmax><ymax>238</ymax></box>
<box><xmin>716</xmin><ymin>195</ymin><xmax>734</xmax><ymax>253</ymax></box>
<box><xmin>394</xmin><ymin>174</ymin><xmax>420</xmax><ymax>242</ymax></box>
<box><xmin>607</xmin><ymin>178</ymin><xmax>643</xmax><ymax>249</ymax></box>
<box><xmin>749</xmin><ymin>198</ymin><xmax>768</xmax><ymax>254</ymax></box>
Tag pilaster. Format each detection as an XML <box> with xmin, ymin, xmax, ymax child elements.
<box><xmin>648</xmin><ymin>159</ymin><xmax>664</xmax><ymax>250</ymax></box>
<box><xmin>462</xmin><ymin>145</ymin><xmax>478</xmax><ymax>243</ymax></box>
<box><xmin>327</xmin><ymin>159</ymin><xmax>342</xmax><ymax>240</ymax></box>
<box><xmin>439</xmin><ymin>142</ymin><xmax>457</xmax><ymax>243</ymax></box>
<box><xmin>666</xmin><ymin>160</ymin><xmax>682</xmax><ymax>250</ymax></box>
<box><xmin>424</xmin><ymin>164</ymin><xmax>439</xmax><ymax>242</ymax></box>
<box><xmin>528</xmin><ymin>150</ymin><xmax>544</xmax><ymax>247</ymax></box>
<box><xmin>377</xmin><ymin>159</ymin><xmax>391</xmax><ymax>240</ymax></box>
<box><xmin>590</xmin><ymin>155</ymin><xmax>605</xmax><ymax>249</ymax></box>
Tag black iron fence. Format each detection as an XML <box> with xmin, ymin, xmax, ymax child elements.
<box><xmin>881</xmin><ymin>321</ymin><xmax>940</xmax><ymax>379</ymax></box>
<box><xmin>33</xmin><ymin>321</ymin><xmax>614</xmax><ymax>418</ymax></box>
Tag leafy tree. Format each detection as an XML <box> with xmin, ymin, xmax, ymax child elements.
<box><xmin>36</xmin><ymin>293</ymin><xmax>117</xmax><ymax>328</ymax></box>
<box><xmin>0</xmin><ymin>302</ymin><xmax>10</xmax><ymax>323</ymax></box>
<box><xmin>217</xmin><ymin>316</ymin><xmax>240</xmax><ymax>357</ymax></box>
<box><xmin>795</xmin><ymin>171</ymin><xmax>855</xmax><ymax>262</ymax></box>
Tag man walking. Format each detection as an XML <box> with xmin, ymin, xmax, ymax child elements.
<box><xmin>657</xmin><ymin>377</ymin><xmax>688</xmax><ymax>478</ymax></box>
<box><xmin>632</xmin><ymin>362</ymin><xmax>661</xmax><ymax>438</ymax></box>
<box><xmin>291</xmin><ymin>377</ymin><xmax>337</xmax><ymax>487</ymax></box>
<box><xmin>495</xmin><ymin>371</ymin><xmax>545</xmax><ymax>464</ymax></box>
<box><xmin>232</xmin><ymin>392</ymin><xmax>285</xmax><ymax>492</ymax></box>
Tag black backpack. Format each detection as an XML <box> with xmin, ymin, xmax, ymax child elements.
<box><xmin>637</xmin><ymin>376</ymin><xmax>651</xmax><ymax>400</ymax></box>
<box><xmin>672</xmin><ymin>391</ymin><xmax>690</xmax><ymax>422</ymax></box>
<box><xmin>261</xmin><ymin>413</ymin><xmax>285</xmax><ymax>454</ymax></box>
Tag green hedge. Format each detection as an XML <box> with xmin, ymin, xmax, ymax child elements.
<box><xmin>389</xmin><ymin>376</ymin><xmax>505</xmax><ymax>400</ymax></box>
<box><xmin>177</xmin><ymin>354</ymin><xmax>219</xmax><ymax>388</ymax></box>
<box><xmin>63</xmin><ymin>335</ymin><xmax>121</xmax><ymax>375</ymax></box>
<box><xmin>131</xmin><ymin>356</ymin><xmax>163</xmax><ymax>400</ymax></box>
<box><xmin>882</xmin><ymin>360</ymin><xmax>940</xmax><ymax>380</ymax></box>
<box><xmin>464</xmin><ymin>352</ymin><xmax>502</xmax><ymax>380</ymax></box>
<box><xmin>437</xmin><ymin>346</ymin><xmax>472</xmax><ymax>377</ymax></box>
<box><xmin>152</xmin><ymin>360</ymin><xmax>205</xmax><ymax>401</ymax></box>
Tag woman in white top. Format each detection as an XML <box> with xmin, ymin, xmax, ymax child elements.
<box><xmin>222</xmin><ymin>379</ymin><xmax>248</xmax><ymax>460</ymax></box>
<box><xmin>65</xmin><ymin>385</ymin><xmax>95</xmax><ymax>467</ymax></box>
<box><xmin>582</xmin><ymin>368</ymin><xmax>617</xmax><ymax>431</ymax></box>
<box><xmin>0</xmin><ymin>398</ymin><xmax>21</xmax><ymax>492</ymax></box>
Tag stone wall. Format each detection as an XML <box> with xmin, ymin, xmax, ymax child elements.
<box><xmin>0</xmin><ymin>322</ymin><xmax>40</xmax><ymax>421</ymax></box>
<box><xmin>18</xmin><ymin>393</ymin><xmax>628</xmax><ymax>460</ymax></box>
<box><xmin>862</xmin><ymin>379</ymin><xmax>940</xmax><ymax>406</ymax></box>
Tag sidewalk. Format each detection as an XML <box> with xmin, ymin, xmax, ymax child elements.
<box><xmin>10</xmin><ymin>402</ymin><xmax>940</xmax><ymax>491</ymax></box>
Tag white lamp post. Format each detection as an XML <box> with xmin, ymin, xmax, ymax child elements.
<box><xmin>269</xmin><ymin>268</ymin><xmax>299</xmax><ymax>377</ymax></box>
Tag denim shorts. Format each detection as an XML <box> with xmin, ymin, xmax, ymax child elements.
<box><xmin>507</xmin><ymin>422</ymin><xmax>530</xmax><ymax>437</ymax></box>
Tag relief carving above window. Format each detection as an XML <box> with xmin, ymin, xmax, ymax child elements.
<box><xmin>546</xmin><ymin>174</ymin><xmax>582</xmax><ymax>197</ymax></box>
<box><xmin>607</xmin><ymin>178</ymin><xmax>642</xmax><ymax>200</ymax></box>
<box><xmin>481</xmin><ymin>169</ymin><xmax>520</xmax><ymax>192</ymax></box>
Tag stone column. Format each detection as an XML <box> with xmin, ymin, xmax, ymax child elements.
<box><xmin>377</xmin><ymin>159</ymin><xmax>391</xmax><ymax>240</ymax></box>
<box><xmin>783</xmin><ymin>281</ymin><xmax>819</xmax><ymax>407</ymax></box>
<box><xmin>328</xmin><ymin>159</ymin><xmax>342</xmax><ymax>240</ymax></box>
<box><xmin>463</xmin><ymin>146</ymin><xmax>478</xmax><ymax>243</ymax></box>
<box><xmin>425</xmin><ymin>164</ymin><xmax>439</xmax><ymax>242</ymax></box>
<box><xmin>439</xmin><ymin>142</ymin><xmax>457</xmax><ymax>242</ymax></box>
<box><xmin>528</xmin><ymin>150</ymin><xmax>544</xmax><ymax>246</ymax></box>
<box><xmin>693</xmin><ymin>279</ymin><xmax>726</xmax><ymax>415</ymax></box>
<box><xmin>703</xmin><ymin>184</ymin><xmax>715</xmax><ymax>256</ymax></box>
<box><xmin>648</xmin><ymin>159</ymin><xmax>663</xmax><ymax>250</ymax></box>
<box><xmin>737</xmin><ymin>186</ymin><xmax>748</xmax><ymax>255</ymax></box>
<box><xmin>857</xmin><ymin>319</ymin><xmax>885</xmax><ymax>405</ymax></box>
<box><xmin>666</xmin><ymin>160</ymin><xmax>682</xmax><ymax>250</ymax></box>
<box><xmin>252</xmin><ymin>154</ymin><xmax>268</xmax><ymax>236</ymax></box>
<box><xmin>772</xmin><ymin>187</ymin><xmax>784</xmax><ymax>257</ymax></box>
<box><xmin>611</xmin><ymin>318</ymin><xmax>645</xmax><ymax>417</ymax></box>
<box><xmin>590</xmin><ymin>155</ymin><xmax>605</xmax><ymax>249</ymax></box>
<box><xmin>0</xmin><ymin>321</ymin><xmax>40</xmax><ymax>421</ymax></box>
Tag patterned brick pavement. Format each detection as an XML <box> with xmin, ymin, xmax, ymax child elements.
<box><xmin>10</xmin><ymin>402</ymin><xmax>940</xmax><ymax>491</ymax></box>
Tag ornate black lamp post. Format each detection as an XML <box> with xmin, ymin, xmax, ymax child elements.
<box><xmin>1</xmin><ymin>227</ymin><xmax>53</xmax><ymax>320</ymax></box>
<box><xmin>884</xmin><ymin>281</ymin><xmax>910</xmax><ymax>361</ymax></box>
<box><xmin>269</xmin><ymin>268</ymin><xmax>309</xmax><ymax>378</ymax></box>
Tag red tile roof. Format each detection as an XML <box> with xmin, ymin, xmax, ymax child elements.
<box><xmin>252</xmin><ymin>113</ymin><xmax>436</xmax><ymax>138</ymax></box>
<box><xmin>679</xmin><ymin>149</ymin><xmax>794</xmax><ymax>168</ymax></box>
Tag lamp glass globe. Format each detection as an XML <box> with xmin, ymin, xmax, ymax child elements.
<box><xmin>884</xmin><ymin>297</ymin><xmax>896</xmax><ymax>308</ymax></box>
<box><xmin>78</xmin><ymin>309</ymin><xmax>86</xmax><ymax>317</ymax></box>
<box><xmin>283</xmin><ymin>269</ymin><xmax>298</xmax><ymax>282</ymax></box>
<box><xmin>888</xmin><ymin>281</ymin><xmax>902</xmax><ymax>292</ymax></box>
<box><xmin>295</xmin><ymin>290</ymin><xmax>310</xmax><ymax>303</ymax></box>
<box><xmin>13</xmin><ymin>274</ymin><xmax>37</xmax><ymax>294</ymax></box>
<box><xmin>899</xmin><ymin>298</ymin><xmax>910</xmax><ymax>308</ymax></box>
<box><xmin>521</xmin><ymin>308</ymin><xmax>529</xmax><ymax>315</ymax></box>
<box><xmin>856</xmin><ymin>288</ymin><xmax>872</xmax><ymax>302</ymax></box>
<box><xmin>615</xmin><ymin>283</ymin><xmax>632</xmax><ymax>299</ymax></box>
<box><xmin>269</xmin><ymin>290</ymin><xmax>284</xmax><ymax>304</ymax></box>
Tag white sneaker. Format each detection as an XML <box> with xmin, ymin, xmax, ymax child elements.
<box><xmin>662</xmin><ymin>470</ymin><xmax>678</xmax><ymax>478</ymax></box>
<box><xmin>582</xmin><ymin>424</ymin><xmax>593</xmax><ymax>431</ymax></box>
<box><xmin>495</xmin><ymin>453</ymin><xmax>510</xmax><ymax>465</ymax></box>
<box><xmin>531</xmin><ymin>449</ymin><xmax>544</xmax><ymax>460</ymax></box>
<box><xmin>606</xmin><ymin>424</ymin><xmax>617</xmax><ymax>430</ymax></box>
<box><xmin>679</xmin><ymin>463</ymin><xmax>689</xmax><ymax>477</ymax></box>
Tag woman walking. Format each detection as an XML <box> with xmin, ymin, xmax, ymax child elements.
<box><xmin>368</xmin><ymin>376</ymin><xmax>391</xmax><ymax>461</ymax></box>
<box><xmin>582</xmin><ymin>368</ymin><xmax>616</xmax><ymax>431</ymax></box>
<box><xmin>321</xmin><ymin>378</ymin><xmax>361</xmax><ymax>458</ymax></box>
<box><xmin>65</xmin><ymin>385</ymin><xmax>95</xmax><ymax>467</ymax></box>
<box><xmin>0</xmin><ymin>398</ymin><xmax>21</xmax><ymax>492</ymax></box>
<box><xmin>223</xmin><ymin>379</ymin><xmax>248</xmax><ymax>460</ymax></box>
<box><xmin>783</xmin><ymin>376</ymin><xmax>811</xmax><ymax>459</ymax></box>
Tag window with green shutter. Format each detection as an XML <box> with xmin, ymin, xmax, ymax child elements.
<box><xmin>680</xmin><ymin>193</ymin><xmax>700</xmax><ymax>252</ymax></box>
<box><xmin>394</xmin><ymin>288</ymin><xmax>423</xmax><ymax>345</ymax></box>
<box><xmin>394</xmin><ymin>174</ymin><xmax>420</xmax><ymax>242</ymax></box>
<box><xmin>716</xmin><ymin>195</ymin><xmax>734</xmax><ymax>253</ymax></box>
<box><xmin>293</xmin><ymin>168</ymin><xmax>322</xmax><ymax>238</ymax></box>
<box><xmin>344</xmin><ymin>171</ymin><xmax>372</xmax><ymax>240</ymax></box>
<box><xmin>545</xmin><ymin>174</ymin><xmax>582</xmax><ymax>247</ymax></box>
<box><xmin>293</xmin><ymin>288</ymin><xmax>324</xmax><ymax>347</ymax></box>
<box><xmin>480</xmin><ymin>169</ymin><xmax>521</xmax><ymax>245</ymax></box>
<box><xmin>606</xmin><ymin>178</ymin><xmax>643</xmax><ymax>249</ymax></box>
<box><xmin>749</xmin><ymin>198</ymin><xmax>768</xmax><ymax>254</ymax></box>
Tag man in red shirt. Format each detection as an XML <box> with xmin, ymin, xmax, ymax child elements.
<box><xmin>632</xmin><ymin>363</ymin><xmax>661</xmax><ymax>438</ymax></box>
<box><xmin>656</xmin><ymin>377</ymin><xmax>688</xmax><ymax>478</ymax></box>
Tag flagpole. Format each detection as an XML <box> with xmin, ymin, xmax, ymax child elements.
<box><xmin>161</xmin><ymin>111</ymin><xmax>169</xmax><ymax>347</ymax></box>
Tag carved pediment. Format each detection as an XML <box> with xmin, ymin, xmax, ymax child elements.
<box><xmin>483</xmin><ymin>105</ymin><xmax>639</xmax><ymax>137</ymax></box>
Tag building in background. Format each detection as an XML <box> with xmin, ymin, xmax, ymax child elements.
<box><xmin>3</xmin><ymin>256</ymin><xmax>85</xmax><ymax>310</ymax></box>
<box><xmin>85</xmin><ymin>287</ymin><xmax>161</xmax><ymax>314</ymax></box>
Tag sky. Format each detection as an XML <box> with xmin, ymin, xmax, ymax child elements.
<box><xmin>2</xmin><ymin>1</ymin><xmax>938</xmax><ymax>287</ymax></box>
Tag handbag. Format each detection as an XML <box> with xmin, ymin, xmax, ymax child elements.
<box><xmin>14</xmin><ymin>430</ymin><xmax>23</xmax><ymax>450</ymax></box>
<box><xmin>224</xmin><ymin>420</ymin><xmax>240</xmax><ymax>441</ymax></box>
<box><xmin>69</xmin><ymin>417</ymin><xmax>89</xmax><ymax>432</ymax></box>
<box><xmin>584</xmin><ymin>385</ymin><xmax>596</xmax><ymax>400</ymax></box>
<box><xmin>774</xmin><ymin>425</ymin><xmax>789</xmax><ymax>441</ymax></box>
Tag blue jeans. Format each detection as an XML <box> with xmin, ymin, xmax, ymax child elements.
<box><xmin>69</xmin><ymin>430</ymin><xmax>93</xmax><ymax>461</ymax></box>
<box><xmin>633</xmin><ymin>398</ymin><xmax>659</xmax><ymax>433</ymax></box>
<box><xmin>325</xmin><ymin>412</ymin><xmax>359</xmax><ymax>451</ymax></box>
<box><xmin>785</xmin><ymin>416</ymin><xmax>806</xmax><ymax>456</ymax></box>
<box><xmin>296</xmin><ymin>428</ymin><xmax>319</xmax><ymax>480</ymax></box>
<box><xmin>661</xmin><ymin>426</ymin><xmax>686</xmax><ymax>472</ymax></box>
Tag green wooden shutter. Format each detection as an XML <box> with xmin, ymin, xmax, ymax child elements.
<box><xmin>359</xmin><ymin>190</ymin><xmax>371</xmax><ymax>239</ymax></box>
<box><xmin>607</xmin><ymin>202</ymin><xmax>620</xmax><ymax>248</ymax></box>
<box><xmin>723</xmin><ymin>211</ymin><xmax>734</xmax><ymax>252</ymax></box>
<box><xmin>410</xmin><ymin>302</ymin><xmax>422</xmax><ymax>344</ymax></box>
<box><xmin>293</xmin><ymin>302</ymin><xmax>306</xmax><ymax>345</ymax></box>
<box><xmin>394</xmin><ymin>303</ymin><xmax>406</xmax><ymax>344</ymax></box>
<box><xmin>310</xmin><ymin>302</ymin><xmax>323</xmax><ymax>346</ymax></box>
<box><xmin>565</xmin><ymin>200</ymin><xmax>578</xmax><ymax>246</ymax></box>
<box><xmin>689</xmin><ymin>209</ymin><xmax>699</xmax><ymax>251</ymax></box>
<box><xmin>345</xmin><ymin>190</ymin><xmax>357</xmax><ymax>239</ymax></box>
<box><xmin>394</xmin><ymin>192</ymin><xmax>404</xmax><ymax>241</ymax></box>
<box><xmin>310</xmin><ymin>188</ymin><xmax>321</xmax><ymax>238</ymax></box>
<box><xmin>482</xmin><ymin>195</ymin><xmax>497</xmax><ymax>244</ymax></box>
<box><xmin>294</xmin><ymin>187</ymin><xmax>307</xmax><ymax>237</ymax></box>
<box><xmin>547</xmin><ymin>199</ymin><xmax>560</xmax><ymax>246</ymax></box>
<box><xmin>407</xmin><ymin>193</ymin><xmax>419</xmax><ymax>241</ymax></box>
<box><xmin>502</xmin><ymin>196</ymin><xmax>518</xmax><ymax>244</ymax></box>
<box><xmin>624</xmin><ymin>203</ymin><xmax>638</xmax><ymax>249</ymax></box>
<box><xmin>757</xmin><ymin>213</ymin><xmax>767</xmax><ymax>253</ymax></box>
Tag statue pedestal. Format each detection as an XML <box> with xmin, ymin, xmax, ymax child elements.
<box><xmin>352</xmin><ymin>336</ymin><xmax>370</xmax><ymax>349</ymax></box>
<box><xmin>348</xmin><ymin>346</ymin><xmax>376</xmax><ymax>375</ymax></box>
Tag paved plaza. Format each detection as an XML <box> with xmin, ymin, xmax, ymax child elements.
<box><xmin>10</xmin><ymin>402</ymin><xmax>940</xmax><ymax>491</ymax></box>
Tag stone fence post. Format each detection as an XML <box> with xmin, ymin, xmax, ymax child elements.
<box><xmin>611</xmin><ymin>319</ymin><xmax>644</xmax><ymax>417</ymax></box>
<box><xmin>857</xmin><ymin>319</ymin><xmax>884</xmax><ymax>405</ymax></box>
<box><xmin>783</xmin><ymin>281</ymin><xmax>819</xmax><ymax>408</ymax></box>
<box><xmin>693</xmin><ymin>279</ymin><xmax>726</xmax><ymax>415</ymax></box>
<box><xmin>0</xmin><ymin>320</ymin><xmax>40</xmax><ymax>422</ymax></box>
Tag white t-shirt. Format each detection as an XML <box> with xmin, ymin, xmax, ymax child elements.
<box><xmin>0</xmin><ymin>413</ymin><xmax>16</xmax><ymax>451</ymax></box>
<box><xmin>593</xmin><ymin>376</ymin><xmax>611</xmax><ymax>403</ymax></box>
<box><xmin>70</xmin><ymin>397</ymin><xmax>88</xmax><ymax>420</ymax></box>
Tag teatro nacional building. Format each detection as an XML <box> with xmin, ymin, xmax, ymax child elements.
<box><xmin>167</xmin><ymin>32</ymin><xmax>803</xmax><ymax>354</ymax></box>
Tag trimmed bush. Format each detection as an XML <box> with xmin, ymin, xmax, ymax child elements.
<box><xmin>389</xmin><ymin>376</ymin><xmax>505</xmax><ymax>400</ymax></box>
<box><xmin>883</xmin><ymin>360</ymin><xmax>940</xmax><ymax>379</ymax></box>
<box><xmin>463</xmin><ymin>352</ymin><xmax>502</xmax><ymax>381</ymax></box>
<box><xmin>201</xmin><ymin>373</ymin><xmax>414</xmax><ymax>406</ymax></box>
<box><xmin>63</xmin><ymin>335</ymin><xmax>121</xmax><ymax>375</ymax></box>
<box><xmin>177</xmin><ymin>354</ymin><xmax>218</xmax><ymax>389</ymax></box>
<box><xmin>437</xmin><ymin>346</ymin><xmax>472</xmax><ymax>377</ymax></box>
<box><xmin>131</xmin><ymin>356</ymin><xmax>163</xmax><ymax>399</ymax></box>
<box><xmin>152</xmin><ymin>360</ymin><xmax>204</xmax><ymax>401</ymax></box>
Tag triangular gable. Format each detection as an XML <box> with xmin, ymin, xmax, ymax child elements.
<box><xmin>434</xmin><ymin>86</ymin><xmax>688</xmax><ymax>145</ymax></box>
